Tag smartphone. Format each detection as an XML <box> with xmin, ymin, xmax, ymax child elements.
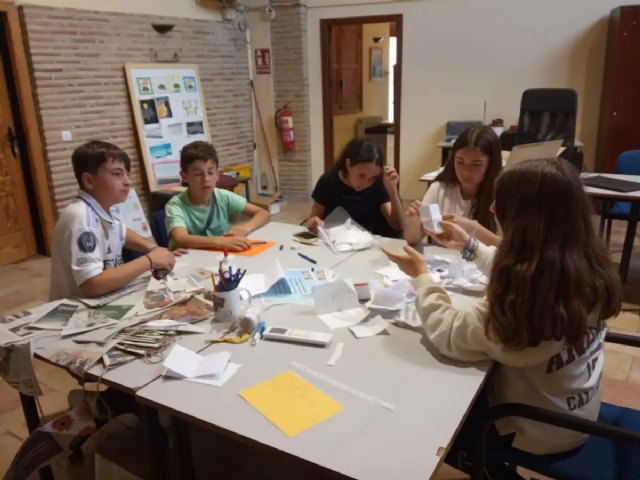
<box><xmin>294</xmin><ymin>231</ymin><xmax>318</xmax><ymax>240</ymax></box>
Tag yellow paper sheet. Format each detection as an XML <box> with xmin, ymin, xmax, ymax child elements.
<box><xmin>239</xmin><ymin>371</ymin><xmax>343</xmax><ymax>437</ymax></box>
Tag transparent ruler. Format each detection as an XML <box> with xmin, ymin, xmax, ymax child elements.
<box><xmin>290</xmin><ymin>362</ymin><xmax>395</xmax><ymax>411</ymax></box>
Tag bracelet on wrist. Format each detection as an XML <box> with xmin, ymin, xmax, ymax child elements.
<box><xmin>145</xmin><ymin>253</ymin><xmax>154</xmax><ymax>270</ymax></box>
<box><xmin>461</xmin><ymin>237</ymin><xmax>479</xmax><ymax>262</ymax></box>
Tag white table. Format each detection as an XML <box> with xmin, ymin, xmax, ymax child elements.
<box><xmin>136</xmin><ymin>238</ymin><xmax>490</xmax><ymax>480</ymax></box>
<box><xmin>582</xmin><ymin>173</ymin><xmax>640</xmax><ymax>282</ymax></box>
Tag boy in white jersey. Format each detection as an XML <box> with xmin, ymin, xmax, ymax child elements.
<box><xmin>50</xmin><ymin>141</ymin><xmax>177</xmax><ymax>300</ymax></box>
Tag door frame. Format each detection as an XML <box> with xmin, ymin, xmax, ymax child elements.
<box><xmin>320</xmin><ymin>14</ymin><xmax>403</xmax><ymax>175</ymax></box>
<box><xmin>0</xmin><ymin>2</ymin><xmax>55</xmax><ymax>255</ymax></box>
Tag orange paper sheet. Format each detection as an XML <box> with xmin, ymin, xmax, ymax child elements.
<box><xmin>207</xmin><ymin>240</ymin><xmax>277</xmax><ymax>257</ymax></box>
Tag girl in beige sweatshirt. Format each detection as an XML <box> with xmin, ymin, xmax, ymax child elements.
<box><xmin>384</xmin><ymin>158</ymin><xmax>621</xmax><ymax>465</ymax></box>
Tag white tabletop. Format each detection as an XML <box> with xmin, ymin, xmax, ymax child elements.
<box><xmin>136</xmin><ymin>237</ymin><xmax>490</xmax><ymax>480</ymax></box>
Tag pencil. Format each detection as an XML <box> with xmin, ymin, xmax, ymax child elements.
<box><xmin>211</xmin><ymin>273</ymin><xmax>217</xmax><ymax>292</ymax></box>
<box><xmin>251</xmin><ymin>241</ymin><xmax>268</xmax><ymax>245</ymax></box>
<box><xmin>297</xmin><ymin>252</ymin><xmax>318</xmax><ymax>264</ymax></box>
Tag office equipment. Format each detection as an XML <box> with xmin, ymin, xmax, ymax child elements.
<box><xmin>444</xmin><ymin>120</ymin><xmax>482</xmax><ymax>142</ymax></box>
<box><xmin>262</xmin><ymin>326</ymin><xmax>333</xmax><ymax>346</ymax></box>
<box><xmin>582</xmin><ymin>175</ymin><xmax>640</xmax><ymax>193</ymax></box>
<box><xmin>515</xmin><ymin>88</ymin><xmax>581</xmax><ymax>169</ymax></box>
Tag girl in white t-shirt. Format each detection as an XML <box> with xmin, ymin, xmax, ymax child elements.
<box><xmin>405</xmin><ymin>126</ymin><xmax>502</xmax><ymax>246</ymax></box>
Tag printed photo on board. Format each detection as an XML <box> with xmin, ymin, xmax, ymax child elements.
<box><xmin>136</xmin><ymin>77</ymin><xmax>153</xmax><ymax>95</ymax></box>
<box><xmin>151</xmin><ymin>77</ymin><xmax>169</xmax><ymax>93</ymax></box>
<box><xmin>183</xmin><ymin>76</ymin><xmax>197</xmax><ymax>92</ymax></box>
<box><xmin>155</xmin><ymin>96</ymin><xmax>173</xmax><ymax>119</ymax></box>
<box><xmin>139</xmin><ymin>100</ymin><xmax>159</xmax><ymax>125</ymax></box>
<box><xmin>186</xmin><ymin>121</ymin><xmax>205</xmax><ymax>136</ymax></box>
<box><xmin>149</xmin><ymin>143</ymin><xmax>173</xmax><ymax>159</ymax></box>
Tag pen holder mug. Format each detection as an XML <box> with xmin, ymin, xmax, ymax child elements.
<box><xmin>212</xmin><ymin>288</ymin><xmax>252</xmax><ymax>323</ymax></box>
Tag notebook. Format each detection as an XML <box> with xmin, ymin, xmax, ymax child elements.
<box><xmin>506</xmin><ymin>140</ymin><xmax>564</xmax><ymax>165</ymax></box>
<box><xmin>582</xmin><ymin>175</ymin><xmax>640</xmax><ymax>193</ymax></box>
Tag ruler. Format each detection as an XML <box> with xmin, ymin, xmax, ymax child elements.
<box><xmin>290</xmin><ymin>362</ymin><xmax>395</xmax><ymax>411</ymax></box>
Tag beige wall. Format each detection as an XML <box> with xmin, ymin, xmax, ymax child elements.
<box><xmin>308</xmin><ymin>0</ymin><xmax>619</xmax><ymax>200</ymax></box>
<box><xmin>333</xmin><ymin>22</ymin><xmax>391</xmax><ymax>161</ymax></box>
<box><xmin>14</xmin><ymin>0</ymin><xmax>221</xmax><ymax>20</ymax></box>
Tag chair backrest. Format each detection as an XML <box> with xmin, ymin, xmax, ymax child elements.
<box><xmin>516</xmin><ymin>88</ymin><xmax>577</xmax><ymax>148</ymax></box>
<box><xmin>499</xmin><ymin>131</ymin><xmax>517</xmax><ymax>151</ymax></box>
<box><xmin>615</xmin><ymin>150</ymin><xmax>640</xmax><ymax>175</ymax></box>
<box><xmin>150</xmin><ymin>210</ymin><xmax>169</xmax><ymax>248</ymax></box>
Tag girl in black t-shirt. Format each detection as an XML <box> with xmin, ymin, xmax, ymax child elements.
<box><xmin>305</xmin><ymin>138</ymin><xmax>404</xmax><ymax>238</ymax></box>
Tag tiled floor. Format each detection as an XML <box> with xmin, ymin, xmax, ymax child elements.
<box><xmin>1</xmin><ymin>201</ymin><xmax>640</xmax><ymax>480</ymax></box>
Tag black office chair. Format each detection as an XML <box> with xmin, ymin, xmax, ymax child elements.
<box><xmin>515</xmin><ymin>88</ymin><xmax>582</xmax><ymax>170</ymax></box>
<box><xmin>471</xmin><ymin>331</ymin><xmax>640</xmax><ymax>480</ymax></box>
<box><xmin>499</xmin><ymin>131</ymin><xmax>517</xmax><ymax>152</ymax></box>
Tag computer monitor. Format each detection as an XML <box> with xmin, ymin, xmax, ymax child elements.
<box><xmin>444</xmin><ymin>121</ymin><xmax>483</xmax><ymax>143</ymax></box>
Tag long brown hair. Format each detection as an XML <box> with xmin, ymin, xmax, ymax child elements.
<box><xmin>487</xmin><ymin>158</ymin><xmax>621</xmax><ymax>348</ymax></box>
<box><xmin>435</xmin><ymin>126</ymin><xmax>502</xmax><ymax>232</ymax></box>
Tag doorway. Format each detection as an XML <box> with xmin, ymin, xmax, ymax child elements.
<box><xmin>320</xmin><ymin>15</ymin><xmax>403</xmax><ymax>174</ymax></box>
<box><xmin>0</xmin><ymin>2</ymin><xmax>55</xmax><ymax>265</ymax></box>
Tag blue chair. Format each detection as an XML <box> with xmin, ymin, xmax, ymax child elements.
<box><xmin>150</xmin><ymin>209</ymin><xmax>169</xmax><ymax>248</ymax></box>
<box><xmin>599</xmin><ymin>150</ymin><xmax>640</xmax><ymax>243</ymax></box>
<box><xmin>471</xmin><ymin>331</ymin><xmax>640</xmax><ymax>480</ymax></box>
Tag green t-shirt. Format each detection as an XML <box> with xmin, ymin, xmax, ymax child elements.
<box><xmin>165</xmin><ymin>188</ymin><xmax>247</xmax><ymax>250</ymax></box>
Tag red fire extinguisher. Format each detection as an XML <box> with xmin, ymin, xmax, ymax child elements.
<box><xmin>275</xmin><ymin>104</ymin><xmax>295</xmax><ymax>150</ymax></box>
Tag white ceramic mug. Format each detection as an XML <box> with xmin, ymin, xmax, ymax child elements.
<box><xmin>212</xmin><ymin>288</ymin><xmax>252</xmax><ymax>323</ymax></box>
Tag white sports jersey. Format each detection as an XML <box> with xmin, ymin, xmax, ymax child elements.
<box><xmin>50</xmin><ymin>191</ymin><xmax>127</xmax><ymax>300</ymax></box>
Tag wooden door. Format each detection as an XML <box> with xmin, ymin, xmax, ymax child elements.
<box><xmin>0</xmin><ymin>53</ymin><xmax>36</xmax><ymax>265</ymax></box>
<box><xmin>330</xmin><ymin>24</ymin><xmax>362</xmax><ymax>116</ymax></box>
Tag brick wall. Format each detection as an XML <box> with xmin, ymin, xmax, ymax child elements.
<box><xmin>21</xmin><ymin>5</ymin><xmax>254</xmax><ymax>214</ymax></box>
<box><xmin>271</xmin><ymin>4</ymin><xmax>311</xmax><ymax>195</ymax></box>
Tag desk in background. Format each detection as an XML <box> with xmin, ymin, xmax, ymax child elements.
<box><xmin>436</xmin><ymin>139</ymin><xmax>584</xmax><ymax>166</ymax></box>
<box><xmin>582</xmin><ymin>173</ymin><xmax>640</xmax><ymax>283</ymax></box>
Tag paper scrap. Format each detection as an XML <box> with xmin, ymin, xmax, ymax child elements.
<box><xmin>164</xmin><ymin>362</ymin><xmax>241</xmax><ymax>387</ymax></box>
<box><xmin>163</xmin><ymin>344</ymin><xmax>230</xmax><ymax>379</ymax></box>
<box><xmin>375</xmin><ymin>265</ymin><xmax>410</xmax><ymax>282</ymax></box>
<box><xmin>312</xmin><ymin>279</ymin><xmax>359</xmax><ymax>315</ymax></box>
<box><xmin>326</xmin><ymin>342</ymin><xmax>344</xmax><ymax>366</ymax></box>
<box><xmin>144</xmin><ymin>319</ymin><xmax>206</xmax><ymax>333</ymax></box>
<box><xmin>349</xmin><ymin>315</ymin><xmax>389</xmax><ymax>338</ymax></box>
<box><xmin>239</xmin><ymin>371</ymin><xmax>343</xmax><ymax>437</ymax></box>
<box><xmin>368</xmin><ymin>288</ymin><xmax>406</xmax><ymax>311</ymax></box>
<box><xmin>319</xmin><ymin>307</ymin><xmax>368</xmax><ymax>330</ymax></box>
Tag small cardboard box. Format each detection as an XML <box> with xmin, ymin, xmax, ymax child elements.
<box><xmin>419</xmin><ymin>203</ymin><xmax>442</xmax><ymax>233</ymax></box>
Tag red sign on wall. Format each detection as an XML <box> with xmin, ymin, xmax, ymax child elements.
<box><xmin>255</xmin><ymin>48</ymin><xmax>271</xmax><ymax>74</ymax></box>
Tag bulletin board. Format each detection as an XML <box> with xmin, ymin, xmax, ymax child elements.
<box><xmin>125</xmin><ymin>63</ymin><xmax>211</xmax><ymax>192</ymax></box>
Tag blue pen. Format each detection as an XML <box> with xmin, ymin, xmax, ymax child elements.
<box><xmin>251</xmin><ymin>320</ymin><xmax>266</xmax><ymax>346</ymax></box>
<box><xmin>297</xmin><ymin>252</ymin><xmax>317</xmax><ymax>265</ymax></box>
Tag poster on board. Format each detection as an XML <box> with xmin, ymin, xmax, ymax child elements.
<box><xmin>125</xmin><ymin>63</ymin><xmax>211</xmax><ymax>192</ymax></box>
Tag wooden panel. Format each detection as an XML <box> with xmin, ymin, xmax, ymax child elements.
<box><xmin>597</xmin><ymin>6</ymin><xmax>640</xmax><ymax>172</ymax></box>
<box><xmin>0</xmin><ymin>39</ymin><xmax>36</xmax><ymax>264</ymax></box>
<box><xmin>329</xmin><ymin>24</ymin><xmax>362</xmax><ymax>116</ymax></box>
<box><xmin>3</xmin><ymin>3</ymin><xmax>56</xmax><ymax>253</ymax></box>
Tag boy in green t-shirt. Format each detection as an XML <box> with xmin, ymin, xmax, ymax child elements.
<box><xmin>165</xmin><ymin>141</ymin><xmax>270</xmax><ymax>251</ymax></box>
